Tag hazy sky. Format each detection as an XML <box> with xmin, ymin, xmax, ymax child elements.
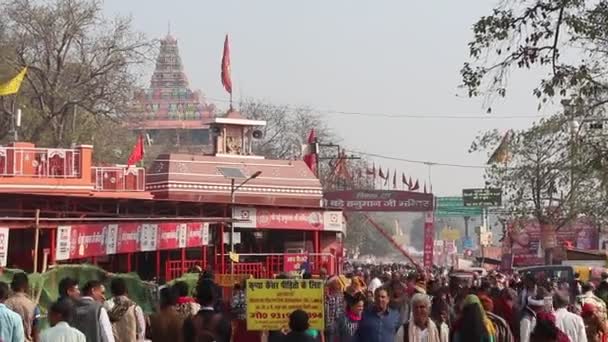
<box><xmin>103</xmin><ymin>0</ymin><xmax>553</xmax><ymax>196</ymax></box>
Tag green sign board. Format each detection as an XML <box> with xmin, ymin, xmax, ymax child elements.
<box><xmin>435</xmin><ymin>197</ymin><xmax>483</xmax><ymax>217</ymax></box>
<box><xmin>462</xmin><ymin>188</ymin><xmax>502</xmax><ymax>207</ymax></box>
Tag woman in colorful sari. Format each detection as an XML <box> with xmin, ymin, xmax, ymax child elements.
<box><xmin>451</xmin><ymin>294</ymin><xmax>496</xmax><ymax>342</ymax></box>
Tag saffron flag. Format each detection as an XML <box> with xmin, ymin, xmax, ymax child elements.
<box><xmin>487</xmin><ymin>130</ymin><xmax>512</xmax><ymax>164</ymax></box>
<box><xmin>303</xmin><ymin>129</ymin><xmax>317</xmax><ymax>174</ymax></box>
<box><xmin>0</xmin><ymin>67</ymin><xmax>27</xmax><ymax>96</ymax></box>
<box><xmin>127</xmin><ymin>134</ymin><xmax>145</xmax><ymax>166</ymax></box>
<box><xmin>221</xmin><ymin>34</ymin><xmax>232</xmax><ymax>95</ymax></box>
<box><xmin>334</xmin><ymin>151</ymin><xmax>351</xmax><ymax>180</ymax></box>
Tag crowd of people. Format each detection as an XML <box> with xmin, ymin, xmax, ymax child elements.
<box><xmin>313</xmin><ymin>263</ymin><xmax>608</xmax><ymax>342</ymax></box>
<box><xmin>0</xmin><ymin>270</ymin><xmax>232</xmax><ymax>342</ymax></box>
<box><xmin>0</xmin><ymin>264</ymin><xmax>607</xmax><ymax>342</ymax></box>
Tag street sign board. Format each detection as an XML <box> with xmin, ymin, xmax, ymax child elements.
<box><xmin>462</xmin><ymin>188</ymin><xmax>502</xmax><ymax>207</ymax></box>
<box><xmin>435</xmin><ymin>197</ymin><xmax>482</xmax><ymax>217</ymax></box>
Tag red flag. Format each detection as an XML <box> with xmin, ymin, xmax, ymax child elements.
<box><xmin>303</xmin><ymin>129</ymin><xmax>317</xmax><ymax>174</ymax></box>
<box><xmin>402</xmin><ymin>172</ymin><xmax>407</xmax><ymax>185</ymax></box>
<box><xmin>411</xmin><ymin>179</ymin><xmax>420</xmax><ymax>191</ymax></box>
<box><xmin>127</xmin><ymin>134</ymin><xmax>145</xmax><ymax>166</ymax></box>
<box><xmin>221</xmin><ymin>34</ymin><xmax>232</xmax><ymax>95</ymax></box>
<box><xmin>408</xmin><ymin>176</ymin><xmax>414</xmax><ymax>190</ymax></box>
<box><xmin>384</xmin><ymin>169</ymin><xmax>390</xmax><ymax>186</ymax></box>
<box><xmin>378</xmin><ymin>167</ymin><xmax>386</xmax><ymax>180</ymax></box>
<box><xmin>392</xmin><ymin>171</ymin><xmax>397</xmax><ymax>188</ymax></box>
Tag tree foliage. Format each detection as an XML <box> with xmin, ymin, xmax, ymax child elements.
<box><xmin>464</xmin><ymin>1</ymin><xmax>608</xmax><ymax>261</ymax></box>
<box><xmin>470</xmin><ymin>112</ymin><xmax>608</xmax><ymax>262</ymax></box>
<box><xmin>238</xmin><ymin>98</ymin><xmax>336</xmax><ymax>160</ymax></box>
<box><xmin>462</xmin><ymin>0</ymin><xmax>608</xmax><ymax>113</ymax></box>
<box><xmin>0</xmin><ymin>0</ymin><xmax>155</xmax><ymax>146</ymax></box>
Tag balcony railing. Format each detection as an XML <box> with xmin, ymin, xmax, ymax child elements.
<box><xmin>0</xmin><ymin>147</ymin><xmax>81</xmax><ymax>178</ymax></box>
<box><xmin>92</xmin><ymin>166</ymin><xmax>146</xmax><ymax>192</ymax></box>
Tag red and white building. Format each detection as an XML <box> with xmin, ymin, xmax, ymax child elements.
<box><xmin>0</xmin><ymin>111</ymin><xmax>344</xmax><ymax>281</ymax></box>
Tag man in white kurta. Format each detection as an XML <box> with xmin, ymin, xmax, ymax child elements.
<box><xmin>554</xmin><ymin>292</ymin><xmax>587</xmax><ymax>342</ymax></box>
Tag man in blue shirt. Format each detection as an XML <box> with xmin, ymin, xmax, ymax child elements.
<box><xmin>0</xmin><ymin>281</ymin><xmax>24</xmax><ymax>342</ymax></box>
<box><xmin>354</xmin><ymin>286</ymin><xmax>401</xmax><ymax>342</ymax></box>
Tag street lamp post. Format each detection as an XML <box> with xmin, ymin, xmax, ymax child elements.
<box><xmin>230</xmin><ymin>170</ymin><xmax>262</xmax><ymax>275</ymax></box>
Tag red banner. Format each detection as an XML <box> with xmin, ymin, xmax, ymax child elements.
<box><xmin>284</xmin><ymin>253</ymin><xmax>309</xmax><ymax>274</ymax></box>
<box><xmin>256</xmin><ymin>209</ymin><xmax>322</xmax><ymax>230</ymax></box>
<box><xmin>62</xmin><ymin>224</ymin><xmax>106</xmax><ymax>260</ymax></box>
<box><xmin>423</xmin><ymin>212</ymin><xmax>434</xmax><ymax>268</ymax></box>
<box><xmin>158</xmin><ymin>223</ymin><xmax>182</xmax><ymax>250</ymax></box>
<box><xmin>233</xmin><ymin>207</ymin><xmax>343</xmax><ymax>231</ymax></box>
<box><xmin>324</xmin><ymin>190</ymin><xmax>433</xmax><ymax>212</ymax></box>
<box><xmin>186</xmin><ymin>223</ymin><xmax>204</xmax><ymax>247</ymax></box>
<box><xmin>116</xmin><ymin>223</ymin><xmax>139</xmax><ymax>254</ymax></box>
<box><xmin>55</xmin><ymin>221</ymin><xmax>210</xmax><ymax>261</ymax></box>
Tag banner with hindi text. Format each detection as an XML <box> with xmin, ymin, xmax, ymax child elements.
<box><xmin>246</xmin><ymin>279</ymin><xmax>324</xmax><ymax>331</ymax></box>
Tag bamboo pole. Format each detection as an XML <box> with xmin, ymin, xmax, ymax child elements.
<box><xmin>33</xmin><ymin>209</ymin><xmax>40</xmax><ymax>273</ymax></box>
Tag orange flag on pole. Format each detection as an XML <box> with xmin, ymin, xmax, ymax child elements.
<box><xmin>221</xmin><ymin>34</ymin><xmax>233</xmax><ymax>95</ymax></box>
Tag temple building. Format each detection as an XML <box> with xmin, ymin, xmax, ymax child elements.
<box><xmin>127</xmin><ymin>33</ymin><xmax>215</xmax><ymax>150</ymax></box>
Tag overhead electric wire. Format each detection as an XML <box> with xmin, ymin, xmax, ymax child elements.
<box><xmin>350</xmin><ymin>150</ymin><xmax>489</xmax><ymax>169</ymax></box>
<box><xmin>206</xmin><ymin>96</ymin><xmax>541</xmax><ymax>120</ymax></box>
<box><xmin>204</xmin><ymin>96</ymin><xmax>520</xmax><ymax>168</ymax></box>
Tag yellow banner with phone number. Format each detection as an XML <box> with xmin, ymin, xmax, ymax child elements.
<box><xmin>246</xmin><ymin>279</ymin><xmax>325</xmax><ymax>331</ymax></box>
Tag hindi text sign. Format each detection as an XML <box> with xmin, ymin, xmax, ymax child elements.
<box><xmin>283</xmin><ymin>254</ymin><xmax>308</xmax><ymax>274</ymax></box>
<box><xmin>324</xmin><ymin>190</ymin><xmax>433</xmax><ymax>212</ymax></box>
<box><xmin>246</xmin><ymin>279</ymin><xmax>324</xmax><ymax>331</ymax></box>
<box><xmin>462</xmin><ymin>188</ymin><xmax>502</xmax><ymax>207</ymax></box>
<box><xmin>0</xmin><ymin>228</ymin><xmax>9</xmax><ymax>267</ymax></box>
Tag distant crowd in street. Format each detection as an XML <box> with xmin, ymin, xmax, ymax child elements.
<box><xmin>0</xmin><ymin>263</ymin><xmax>607</xmax><ymax>342</ymax></box>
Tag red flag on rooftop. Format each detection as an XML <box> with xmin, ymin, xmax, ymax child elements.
<box><xmin>221</xmin><ymin>34</ymin><xmax>233</xmax><ymax>96</ymax></box>
<box><xmin>127</xmin><ymin>134</ymin><xmax>145</xmax><ymax>167</ymax></box>
<box><xmin>303</xmin><ymin>129</ymin><xmax>317</xmax><ymax>174</ymax></box>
